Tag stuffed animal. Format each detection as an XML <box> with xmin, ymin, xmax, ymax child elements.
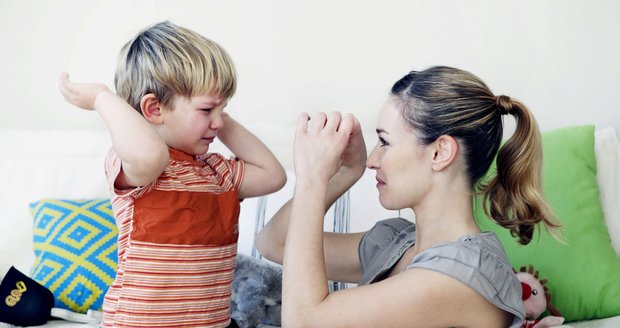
<box><xmin>231</xmin><ymin>253</ymin><xmax>282</xmax><ymax>328</ymax></box>
<box><xmin>516</xmin><ymin>265</ymin><xmax>565</xmax><ymax>328</ymax></box>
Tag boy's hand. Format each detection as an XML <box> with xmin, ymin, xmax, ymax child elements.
<box><xmin>58</xmin><ymin>72</ymin><xmax>110</xmax><ymax>110</ymax></box>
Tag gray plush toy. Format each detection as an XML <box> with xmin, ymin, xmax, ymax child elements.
<box><xmin>231</xmin><ymin>253</ymin><xmax>282</xmax><ymax>328</ymax></box>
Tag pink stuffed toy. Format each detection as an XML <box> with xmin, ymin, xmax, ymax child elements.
<box><xmin>516</xmin><ymin>265</ymin><xmax>565</xmax><ymax>328</ymax></box>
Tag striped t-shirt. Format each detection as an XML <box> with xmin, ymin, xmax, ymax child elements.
<box><xmin>101</xmin><ymin>148</ymin><xmax>244</xmax><ymax>327</ymax></box>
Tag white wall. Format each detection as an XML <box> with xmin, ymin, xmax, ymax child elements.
<box><xmin>1</xmin><ymin>0</ymin><xmax>619</xmax><ymax>169</ymax></box>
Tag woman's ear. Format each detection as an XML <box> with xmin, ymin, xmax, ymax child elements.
<box><xmin>140</xmin><ymin>94</ymin><xmax>163</xmax><ymax>124</ymax></box>
<box><xmin>431</xmin><ymin>135</ymin><xmax>459</xmax><ymax>171</ymax></box>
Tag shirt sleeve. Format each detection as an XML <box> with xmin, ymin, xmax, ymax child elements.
<box><xmin>225</xmin><ymin>156</ymin><xmax>245</xmax><ymax>191</ymax></box>
<box><xmin>359</xmin><ymin>218</ymin><xmax>412</xmax><ymax>275</ymax></box>
<box><xmin>407</xmin><ymin>238</ymin><xmax>525</xmax><ymax>327</ymax></box>
<box><xmin>104</xmin><ymin>148</ymin><xmax>155</xmax><ymax>198</ymax></box>
<box><xmin>104</xmin><ymin>148</ymin><xmax>121</xmax><ymax>194</ymax></box>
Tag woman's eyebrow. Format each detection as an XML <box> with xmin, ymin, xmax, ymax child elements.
<box><xmin>376</xmin><ymin>128</ymin><xmax>388</xmax><ymax>134</ymax></box>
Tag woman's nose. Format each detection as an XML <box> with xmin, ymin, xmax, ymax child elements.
<box><xmin>366</xmin><ymin>145</ymin><xmax>379</xmax><ymax>170</ymax></box>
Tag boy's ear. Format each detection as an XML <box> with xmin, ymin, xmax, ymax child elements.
<box><xmin>431</xmin><ymin>135</ymin><xmax>459</xmax><ymax>171</ymax></box>
<box><xmin>140</xmin><ymin>94</ymin><xmax>163</xmax><ymax>124</ymax></box>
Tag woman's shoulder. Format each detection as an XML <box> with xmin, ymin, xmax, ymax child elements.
<box><xmin>411</xmin><ymin>232</ymin><xmax>514</xmax><ymax>281</ymax></box>
<box><xmin>370</xmin><ymin>217</ymin><xmax>413</xmax><ymax>233</ymax></box>
<box><xmin>360</xmin><ymin>218</ymin><xmax>414</xmax><ymax>249</ymax></box>
<box><xmin>409</xmin><ymin>233</ymin><xmax>525</xmax><ymax>325</ymax></box>
<box><xmin>357</xmin><ymin>217</ymin><xmax>415</xmax><ymax>283</ymax></box>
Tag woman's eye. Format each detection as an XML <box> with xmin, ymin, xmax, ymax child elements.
<box><xmin>200</xmin><ymin>108</ymin><xmax>214</xmax><ymax>113</ymax></box>
<box><xmin>379</xmin><ymin>137</ymin><xmax>389</xmax><ymax>147</ymax></box>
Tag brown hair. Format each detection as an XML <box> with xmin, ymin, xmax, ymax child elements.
<box><xmin>391</xmin><ymin>66</ymin><xmax>559</xmax><ymax>245</ymax></box>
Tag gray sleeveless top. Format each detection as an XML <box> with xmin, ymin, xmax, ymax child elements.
<box><xmin>358</xmin><ymin>218</ymin><xmax>525</xmax><ymax>328</ymax></box>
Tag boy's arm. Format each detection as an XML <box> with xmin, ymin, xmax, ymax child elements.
<box><xmin>216</xmin><ymin>113</ymin><xmax>286</xmax><ymax>199</ymax></box>
<box><xmin>59</xmin><ymin>73</ymin><xmax>169</xmax><ymax>189</ymax></box>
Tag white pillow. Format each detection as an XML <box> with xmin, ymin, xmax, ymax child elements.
<box><xmin>0</xmin><ymin>130</ymin><xmax>111</xmax><ymax>277</ymax></box>
<box><xmin>595</xmin><ymin>127</ymin><xmax>620</xmax><ymax>258</ymax></box>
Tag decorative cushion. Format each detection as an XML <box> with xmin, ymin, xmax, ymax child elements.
<box><xmin>595</xmin><ymin>127</ymin><xmax>620</xmax><ymax>258</ymax></box>
<box><xmin>29</xmin><ymin>199</ymin><xmax>117</xmax><ymax>313</ymax></box>
<box><xmin>475</xmin><ymin>125</ymin><xmax>620</xmax><ymax>322</ymax></box>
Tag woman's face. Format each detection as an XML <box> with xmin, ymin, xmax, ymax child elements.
<box><xmin>366</xmin><ymin>98</ymin><xmax>434</xmax><ymax>210</ymax></box>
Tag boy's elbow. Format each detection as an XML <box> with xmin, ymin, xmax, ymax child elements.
<box><xmin>263</xmin><ymin>165</ymin><xmax>287</xmax><ymax>194</ymax></box>
<box><xmin>123</xmin><ymin>144</ymin><xmax>169</xmax><ymax>186</ymax></box>
<box><xmin>273</xmin><ymin>167</ymin><xmax>287</xmax><ymax>192</ymax></box>
<box><xmin>143</xmin><ymin>145</ymin><xmax>170</xmax><ymax>173</ymax></box>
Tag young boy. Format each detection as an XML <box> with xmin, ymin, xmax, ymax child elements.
<box><xmin>59</xmin><ymin>21</ymin><xmax>286</xmax><ymax>327</ymax></box>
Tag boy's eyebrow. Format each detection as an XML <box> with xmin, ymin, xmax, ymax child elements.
<box><xmin>197</xmin><ymin>100</ymin><xmax>226</xmax><ymax>107</ymax></box>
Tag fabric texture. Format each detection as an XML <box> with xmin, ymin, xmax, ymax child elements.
<box><xmin>29</xmin><ymin>198</ymin><xmax>117</xmax><ymax>313</ymax></box>
<box><xmin>358</xmin><ymin>217</ymin><xmax>525</xmax><ymax>328</ymax></box>
<box><xmin>101</xmin><ymin>148</ymin><xmax>244</xmax><ymax>328</ymax></box>
<box><xmin>231</xmin><ymin>253</ymin><xmax>282</xmax><ymax>328</ymax></box>
<box><xmin>594</xmin><ymin>127</ymin><xmax>620</xmax><ymax>258</ymax></box>
<box><xmin>475</xmin><ymin>125</ymin><xmax>620</xmax><ymax>322</ymax></box>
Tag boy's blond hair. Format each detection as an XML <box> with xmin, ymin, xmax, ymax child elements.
<box><xmin>114</xmin><ymin>21</ymin><xmax>237</xmax><ymax>113</ymax></box>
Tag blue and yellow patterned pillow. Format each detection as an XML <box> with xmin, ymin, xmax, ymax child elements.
<box><xmin>29</xmin><ymin>199</ymin><xmax>118</xmax><ymax>313</ymax></box>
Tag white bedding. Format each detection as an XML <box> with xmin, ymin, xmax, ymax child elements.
<box><xmin>560</xmin><ymin>316</ymin><xmax>620</xmax><ymax>328</ymax></box>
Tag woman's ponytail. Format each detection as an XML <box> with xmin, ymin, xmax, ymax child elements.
<box><xmin>482</xmin><ymin>97</ymin><xmax>560</xmax><ymax>245</ymax></box>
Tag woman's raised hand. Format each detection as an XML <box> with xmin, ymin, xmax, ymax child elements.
<box><xmin>58</xmin><ymin>72</ymin><xmax>110</xmax><ymax>111</ymax></box>
<box><xmin>337</xmin><ymin>112</ymin><xmax>366</xmax><ymax>179</ymax></box>
<box><xmin>294</xmin><ymin>111</ymin><xmax>358</xmax><ymax>183</ymax></box>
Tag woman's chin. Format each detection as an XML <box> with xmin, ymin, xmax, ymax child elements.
<box><xmin>378</xmin><ymin>196</ymin><xmax>396</xmax><ymax>211</ymax></box>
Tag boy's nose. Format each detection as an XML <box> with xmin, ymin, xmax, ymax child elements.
<box><xmin>211</xmin><ymin>114</ymin><xmax>224</xmax><ymax>130</ymax></box>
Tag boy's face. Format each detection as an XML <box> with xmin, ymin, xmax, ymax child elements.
<box><xmin>158</xmin><ymin>93</ymin><xmax>228</xmax><ymax>156</ymax></box>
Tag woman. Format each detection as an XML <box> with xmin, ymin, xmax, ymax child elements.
<box><xmin>255</xmin><ymin>66</ymin><xmax>559</xmax><ymax>327</ymax></box>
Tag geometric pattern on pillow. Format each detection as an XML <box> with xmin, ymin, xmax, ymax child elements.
<box><xmin>29</xmin><ymin>199</ymin><xmax>118</xmax><ymax>313</ymax></box>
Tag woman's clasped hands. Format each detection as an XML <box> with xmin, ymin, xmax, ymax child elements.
<box><xmin>294</xmin><ymin>112</ymin><xmax>366</xmax><ymax>184</ymax></box>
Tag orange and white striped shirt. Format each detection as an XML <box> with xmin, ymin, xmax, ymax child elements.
<box><xmin>102</xmin><ymin>148</ymin><xmax>244</xmax><ymax>327</ymax></box>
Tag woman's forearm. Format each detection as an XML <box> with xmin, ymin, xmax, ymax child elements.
<box><xmin>254</xmin><ymin>167</ymin><xmax>362</xmax><ymax>263</ymax></box>
<box><xmin>281</xmin><ymin>177</ymin><xmax>330</xmax><ymax>325</ymax></box>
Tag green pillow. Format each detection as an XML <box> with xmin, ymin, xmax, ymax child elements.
<box><xmin>475</xmin><ymin>125</ymin><xmax>620</xmax><ymax>322</ymax></box>
<box><xmin>30</xmin><ymin>198</ymin><xmax>118</xmax><ymax>313</ymax></box>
